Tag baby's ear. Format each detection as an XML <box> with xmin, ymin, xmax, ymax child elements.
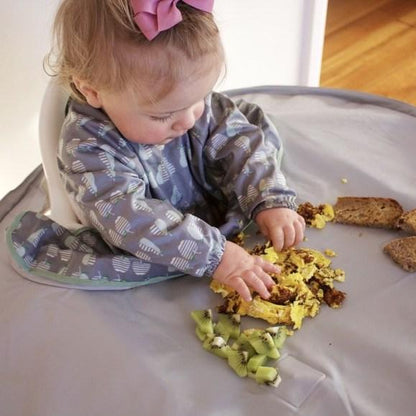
<box><xmin>73</xmin><ymin>78</ymin><xmax>102</xmax><ymax>108</ymax></box>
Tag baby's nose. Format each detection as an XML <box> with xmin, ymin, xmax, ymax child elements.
<box><xmin>172</xmin><ymin>109</ymin><xmax>196</xmax><ymax>132</ymax></box>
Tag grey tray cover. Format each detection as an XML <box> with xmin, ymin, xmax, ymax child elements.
<box><xmin>1</xmin><ymin>86</ymin><xmax>415</xmax><ymax>416</ymax></box>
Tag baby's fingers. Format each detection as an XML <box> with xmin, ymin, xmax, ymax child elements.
<box><xmin>254</xmin><ymin>256</ymin><xmax>280</xmax><ymax>277</ymax></box>
<box><xmin>227</xmin><ymin>276</ymin><xmax>253</xmax><ymax>303</ymax></box>
<box><xmin>241</xmin><ymin>270</ymin><xmax>271</xmax><ymax>300</ymax></box>
<box><xmin>294</xmin><ymin>219</ymin><xmax>305</xmax><ymax>246</ymax></box>
<box><xmin>269</xmin><ymin>227</ymin><xmax>285</xmax><ymax>252</ymax></box>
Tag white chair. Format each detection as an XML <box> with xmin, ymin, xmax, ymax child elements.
<box><xmin>38</xmin><ymin>79</ymin><xmax>82</xmax><ymax>229</ymax></box>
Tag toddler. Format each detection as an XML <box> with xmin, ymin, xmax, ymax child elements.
<box><xmin>14</xmin><ymin>0</ymin><xmax>305</xmax><ymax>300</ymax></box>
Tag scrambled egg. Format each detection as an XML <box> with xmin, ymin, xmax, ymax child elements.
<box><xmin>211</xmin><ymin>244</ymin><xmax>346</xmax><ymax>330</ymax></box>
<box><xmin>324</xmin><ymin>249</ymin><xmax>337</xmax><ymax>257</ymax></box>
<box><xmin>297</xmin><ymin>202</ymin><xmax>335</xmax><ymax>229</ymax></box>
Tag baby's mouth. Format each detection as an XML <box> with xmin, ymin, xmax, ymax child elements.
<box><xmin>163</xmin><ymin>132</ymin><xmax>186</xmax><ymax>143</ymax></box>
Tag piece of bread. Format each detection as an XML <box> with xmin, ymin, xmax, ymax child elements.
<box><xmin>396</xmin><ymin>209</ymin><xmax>416</xmax><ymax>235</ymax></box>
<box><xmin>383</xmin><ymin>236</ymin><xmax>416</xmax><ymax>272</ymax></box>
<box><xmin>333</xmin><ymin>196</ymin><xmax>403</xmax><ymax>228</ymax></box>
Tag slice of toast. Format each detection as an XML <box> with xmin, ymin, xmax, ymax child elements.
<box><xmin>383</xmin><ymin>236</ymin><xmax>416</xmax><ymax>272</ymax></box>
<box><xmin>396</xmin><ymin>209</ymin><xmax>416</xmax><ymax>235</ymax></box>
<box><xmin>333</xmin><ymin>197</ymin><xmax>403</xmax><ymax>228</ymax></box>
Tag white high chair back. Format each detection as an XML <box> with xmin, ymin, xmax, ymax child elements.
<box><xmin>39</xmin><ymin>79</ymin><xmax>82</xmax><ymax>229</ymax></box>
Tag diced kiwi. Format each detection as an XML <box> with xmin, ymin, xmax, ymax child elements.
<box><xmin>227</xmin><ymin>350</ymin><xmax>249</xmax><ymax>377</ymax></box>
<box><xmin>247</xmin><ymin>354</ymin><xmax>268</xmax><ymax>374</ymax></box>
<box><xmin>215</xmin><ymin>330</ymin><xmax>230</xmax><ymax>343</ymax></box>
<box><xmin>242</xmin><ymin>328</ymin><xmax>263</xmax><ymax>338</ymax></box>
<box><xmin>265</xmin><ymin>326</ymin><xmax>287</xmax><ymax>349</ymax></box>
<box><xmin>191</xmin><ymin>309</ymin><xmax>284</xmax><ymax>386</ymax></box>
<box><xmin>213</xmin><ymin>323</ymin><xmax>230</xmax><ymax>343</ymax></box>
<box><xmin>190</xmin><ymin>309</ymin><xmax>214</xmax><ymax>335</ymax></box>
<box><xmin>231</xmin><ymin>333</ymin><xmax>256</xmax><ymax>358</ymax></box>
<box><xmin>255</xmin><ymin>366</ymin><xmax>281</xmax><ymax>387</ymax></box>
<box><xmin>247</xmin><ymin>331</ymin><xmax>280</xmax><ymax>360</ymax></box>
<box><xmin>195</xmin><ymin>326</ymin><xmax>208</xmax><ymax>341</ymax></box>
<box><xmin>214</xmin><ymin>313</ymin><xmax>241</xmax><ymax>340</ymax></box>
<box><xmin>203</xmin><ymin>336</ymin><xmax>231</xmax><ymax>359</ymax></box>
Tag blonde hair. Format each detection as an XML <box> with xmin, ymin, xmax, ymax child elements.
<box><xmin>47</xmin><ymin>0</ymin><xmax>224</xmax><ymax>102</ymax></box>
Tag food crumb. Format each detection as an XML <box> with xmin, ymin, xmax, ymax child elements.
<box><xmin>324</xmin><ymin>249</ymin><xmax>337</xmax><ymax>257</ymax></box>
<box><xmin>297</xmin><ymin>202</ymin><xmax>334</xmax><ymax>229</ymax></box>
<box><xmin>341</xmin><ymin>178</ymin><xmax>348</xmax><ymax>184</ymax></box>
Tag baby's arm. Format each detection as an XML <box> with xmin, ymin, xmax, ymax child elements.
<box><xmin>255</xmin><ymin>207</ymin><xmax>305</xmax><ymax>252</ymax></box>
<box><xmin>204</xmin><ymin>94</ymin><xmax>299</xmax><ymax>235</ymax></box>
<box><xmin>212</xmin><ymin>241</ymin><xmax>278</xmax><ymax>302</ymax></box>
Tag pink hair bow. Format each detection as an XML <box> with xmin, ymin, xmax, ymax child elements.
<box><xmin>131</xmin><ymin>0</ymin><xmax>214</xmax><ymax>40</ymax></box>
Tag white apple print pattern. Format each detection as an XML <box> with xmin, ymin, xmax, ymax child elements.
<box><xmin>9</xmin><ymin>92</ymin><xmax>297</xmax><ymax>286</ymax></box>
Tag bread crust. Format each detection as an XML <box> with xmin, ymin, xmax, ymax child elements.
<box><xmin>334</xmin><ymin>196</ymin><xmax>403</xmax><ymax>228</ymax></box>
<box><xmin>396</xmin><ymin>209</ymin><xmax>416</xmax><ymax>235</ymax></box>
<box><xmin>383</xmin><ymin>236</ymin><xmax>416</xmax><ymax>272</ymax></box>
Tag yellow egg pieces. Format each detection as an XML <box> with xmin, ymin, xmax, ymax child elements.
<box><xmin>210</xmin><ymin>245</ymin><xmax>346</xmax><ymax>330</ymax></box>
<box><xmin>297</xmin><ymin>202</ymin><xmax>335</xmax><ymax>229</ymax></box>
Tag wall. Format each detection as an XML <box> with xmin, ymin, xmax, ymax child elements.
<box><xmin>214</xmin><ymin>0</ymin><xmax>328</xmax><ymax>90</ymax></box>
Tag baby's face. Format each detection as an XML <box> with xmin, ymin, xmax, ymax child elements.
<box><xmin>95</xmin><ymin>60</ymin><xmax>222</xmax><ymax>145</ymax></box>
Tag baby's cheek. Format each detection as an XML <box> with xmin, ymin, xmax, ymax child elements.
<box><xmin>194</xmin><ymin>102</ymin><xmax>205</xmax><ymax>121</ymax></box>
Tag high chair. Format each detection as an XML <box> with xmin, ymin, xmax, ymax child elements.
<box><xmin>38</xmin><ymin>78</ymin><xmax>83</xmax><ymax>229</ymax></box>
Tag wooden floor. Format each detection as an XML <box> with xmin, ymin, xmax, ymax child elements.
<box><xmin>320</xmin><ymin>0</ymin><xmax>416</xmax><ymax>105</ymax></box>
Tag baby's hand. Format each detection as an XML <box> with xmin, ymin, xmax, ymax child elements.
<box><xmin>255</xmin><ymin>207</ymin><xmax>305</xmax><ymax>252</ymax></box>
<box><xmin>212</xmin><ymin>241</ymin><xmax>279</xmax><ymax>303</ymax></box>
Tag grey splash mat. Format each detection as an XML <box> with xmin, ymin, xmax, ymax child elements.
<box><xmin>1</xmin><ymin>86</ymin><xmax>415</xmax><ymax>416</ymax></box>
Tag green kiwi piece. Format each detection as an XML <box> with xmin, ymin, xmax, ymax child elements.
<box><xmin>243</xmin><ymin>328</ymin><xmax>263</xmax><ymax>338</ymax></box>
<box><xmin>265</xmin><ymin>326</ymin><xmax>287</xmax><ymax>349</ymax></box>
<box><xmin>247</xmin><ymin>354</ymin><xmax>268</xmax><ymax>374</ymax></box>
<box><xmin>195</xmin><ymin>326</ymin><xmax>208</xmax><ymax>341</ymax></box>
<box><xmin>214</xmin><ymin>313</ymin><xmax>241</xmax><ymax>340</ymax></box>
<box><xmin>247</xmin><ymin>331</ymin><xmax>280</xmax><ymax>360</ymax></box>
<box><xmin>203</xmin><ymin>336</ymin><xmax>231</xmax><ymax>359</ymax></box>
<box><xmin>190</xmin><ymin>309</ymin><xmax>214</xmax><ymax>335</ymax></box>
<box><xmin>213</xmin><ymin>324</ymin><xmax>230</xmax><ymax>343</ymax></box>
<box><xmin>227</xmin><ymin>350</ymin><xmax>249</xmax><ymax>377</ymax></box>
<box><xmin>231</xmin><ymin>333</ymin><xmax>256</xmax><ymax>358</ymax></box>
<box><xmin>255</xmin><ymin>366</ymin><xmax>281</xmax><ymax>387</ymax></box>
